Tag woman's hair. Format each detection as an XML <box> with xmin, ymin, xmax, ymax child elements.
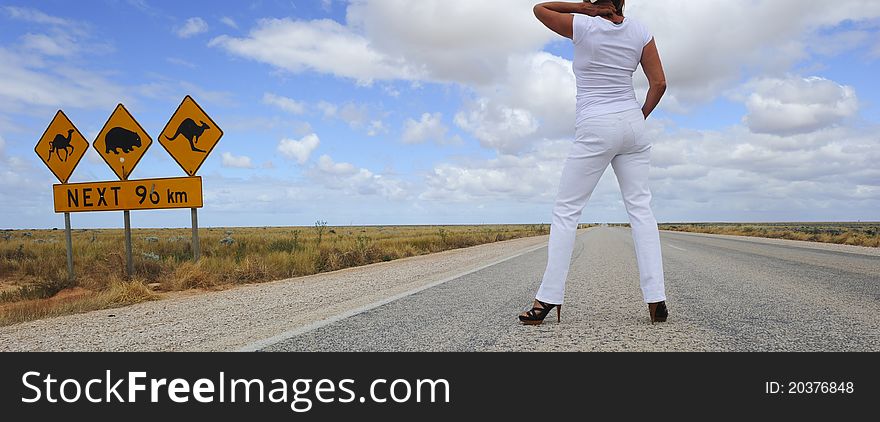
<box><xmin>592</xmin><ymin>0</ymin><xmax>625</xmax><ymax>16</ymax></box>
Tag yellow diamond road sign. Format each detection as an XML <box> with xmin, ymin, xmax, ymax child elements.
<box><xmin>94</xmin><ymin>104</ymin><xmax>152</xmax><ymax>181</ymax></box>
<box><xmin>35</xmin><ymin>110</ymin><xmax>90</xmax><ymax>184</ymax></box>
<box><xmin>159</xmin><ymin>96</ymin><xmax>223</xmax><ymax>176</ymax></box>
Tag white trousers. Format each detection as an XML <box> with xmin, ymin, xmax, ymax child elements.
<box><xmin>536</xmin><ymin>108</ymin><xmax>667</xmax><ymax>305</ymax></box>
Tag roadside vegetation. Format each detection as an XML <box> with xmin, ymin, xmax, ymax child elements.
<box><xmin>0</xmin><ymin>224</ymin><xmax>553</xmax><ymax>326</ymax></box>
<box><xmin>658</xmin><ymin>222</ymin><xmax>880</xmax><ymax>248</ymax></box>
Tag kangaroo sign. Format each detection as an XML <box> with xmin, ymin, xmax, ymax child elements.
<box><xmin>94</xmin><ymin>104</ymin><xmax>153</xmax><ymax>181</ymax></box>
<box><xmin>159</xmin><ymin>95</ymin><xmax>223</xmax><ymax>176</ymax></box>
<box><xmin>34</xmin><ymin>110</ymin><xmax>90</xmax><ymax>184</ymax></box>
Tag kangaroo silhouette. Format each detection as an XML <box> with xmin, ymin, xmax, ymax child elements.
<box><xmin>165</xmin><ymin>118</ymin><xmax>210</xmax><ymax>153</ymax></box>
<box><xmin>48</xmin><ymin>129</ymin><xmax>75</xmax><ymax>162</ymax></box>
<box><xmin>105</xmin><ymin>127</ymin><xmax>142</xmax><ymax>154</ymax></box>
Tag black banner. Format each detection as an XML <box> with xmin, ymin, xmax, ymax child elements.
<box><xmin>0</xmin><ymin>353</ymin><xmax>875</xmax><ymax>419</ymax></box>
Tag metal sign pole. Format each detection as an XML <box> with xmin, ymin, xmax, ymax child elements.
<box><xmin>124</xmin><ymin>210</ymin><xmax>133</xmax><ymax>278</ymax></box>
<box><xmin>191</xmin><ymin>208</ymin><xmax>200</xmax><ymax>261</ymax></box>
<box><xmin>64</xmin><ymin>212</ymin><xmax>74</xmax><ymax>281</ymax></box>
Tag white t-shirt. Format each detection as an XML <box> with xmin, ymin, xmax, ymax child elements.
<box><xmin>572</xmin><ymin>14</ymin><xmax>653</xmax><ymax>125</ymax></box>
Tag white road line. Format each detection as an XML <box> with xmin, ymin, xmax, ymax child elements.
<box><xmin>666</xmin><ymin>243</ymin><xmax>687</xmax><ymax>252</ymax></box>
<box><xmin>236</xmin><ymin>241</ymin><xmax>551</xmax><ymax>352</ymax></box>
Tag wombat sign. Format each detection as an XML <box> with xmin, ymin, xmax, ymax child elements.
<box><xmin>105</xmin><ymin>127</ymin><xmax>143</xmax><ymax>155</ymax></box>
<box><xmin>165</xmin><ymin>118</ymin><xmax>210</xmax><ymax>153</ymax></box>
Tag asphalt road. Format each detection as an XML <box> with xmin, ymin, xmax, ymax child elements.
<box><xmin>262</xmin><ymin>227</ymin><xmax>880</xmax><ymax>352</ymax></box>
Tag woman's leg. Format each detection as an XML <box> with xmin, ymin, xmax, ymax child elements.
<box><xmin>610</xmin><ymin>146</ymin><xmax>667</xmax><ymax>304</ymax></box>
<box><xmin>535</xmin><ymin>132</ymin><xmax>616</xmax><ymax>305</ymax></box>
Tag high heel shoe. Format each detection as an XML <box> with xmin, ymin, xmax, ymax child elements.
<box><xmin>519</xmin><ymin>299</ymin><xmax>561</xmax><ymax>325</ymax></box>
<box><xmin>648</xmin><ymin>301</ymin><xmax>668</xmax><ymax>324</ymax></box>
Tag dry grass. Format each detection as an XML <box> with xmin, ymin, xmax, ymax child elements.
<box><xmin>658</xmin><ymin>222</ymin><xmax>880</xmax><ymax>248</ymax></box>
<box><xmin>0</xmin><ymin>224</ymin><xmax>554</xmax><ymax>326</ymax></box>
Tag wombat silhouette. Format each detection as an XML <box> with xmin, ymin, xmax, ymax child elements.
<box><xmin>105</xmin><ymin>127</ymin><xmax>142</xmax><ymax>154</ymax></box>
<box><xmin>48</xmin><ymin>129</ymin><xmax>75</xmax><ymax>162</ymax></box>
<box><xmin>165</xmin><ymin>118</ymin><xmax>210</xmax><ymax>153</ymax></box>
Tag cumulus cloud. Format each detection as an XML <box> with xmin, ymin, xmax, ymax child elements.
<box><xmin>221</xmin><ymin>152</ymin><xmax>254</xmax><ymax>169</ymax></box>
<box><xmin>740</xmin><ymin>76</ymin><xmax>859</xmax><ymax>135</ymax></box>
<box><xmin>345</xmin><ymin>0</ymin><xmax>553</xmax><ymax>86</ymax></box>
<box><xmin>454</xmin><ymin>99</ymin><xmax>539</xmax><ymax>154</ymax></box>
<box><xmin>421</xmin><ymin>140</ymin><xmax>571</xmax><ymax>202</ymax></box>
<box><xmin>422</xmin><ymin>117</ymin><xmax>880</xmax><ymax>221</ymax></box>
<box><xmin>402</xmin><ymin>113</ymin><xmax>460</xmax><ymax>145</ymax></box>
<box><xmin>316</xmin><ymin>100</ymin><xmax>386</xmax><ymax>134</ymax></box>
<box><xmin>263</xmin><ymin>92</ymin><xmax>306</xmax><ymax>114</ymax></box>
<box><xmin>210</xmin><ymin>18</ymin><xmax>419</xmax><ymax>85</ymax></box>
<box><xmin>313</xmin><ymin>155</ymin><xmax>408</xmax><ymax>200</ymax></box>
<box><xmin>278</xmin><ymin>134</ymin><xmax>320</xmax><ymax>164</ymax></box>
<box><xmin>176</xmin><ymin>17</ymin><xmax>209</xmax><ymax>38</ymax></box>
<box><xmin>630</xmin><ymin>0</ymin><xmax>880</xmax><ymax>106</ymax></box>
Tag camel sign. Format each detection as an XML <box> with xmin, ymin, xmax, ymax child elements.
<box><xmin>34</xmin><ymin>110</ymin><xmax>90</xmax><ymax>184</ymax></box>
<box><xmin>93</xmin><ymin>104</ymin><xmax>153</xmax><ymax>181</ymax></box>
<box><xmin>159</xmin><ymin>95</ymin><xmax>224</xmax><ymax>176</ymax></box>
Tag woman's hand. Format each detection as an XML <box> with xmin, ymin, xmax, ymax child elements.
<box><xmin>577</xmin><ymin>2</ymin><xmax>617</xmax><ymax>17</ymax></box>
<box><xmin>534</xmin><ymin>2</ymin><xmax>615</xmax><ymax>39</ymax></box>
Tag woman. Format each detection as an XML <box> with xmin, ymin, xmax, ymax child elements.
<box><xmin>519</xmin><ymin>0</ymin><xmax>669</xmax><ymax>325</ymax></box>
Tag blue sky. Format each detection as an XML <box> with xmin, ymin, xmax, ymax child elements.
<box><xmin>1</xmin><ymin>0</ymin><xmax>878</xmax><ymax>229</ymax></box>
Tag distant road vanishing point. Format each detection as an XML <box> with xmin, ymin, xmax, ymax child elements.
<box><xmin>2</xmin><ymin>227</ymin><xmax>878</xmax><ymax>352</ymax></box>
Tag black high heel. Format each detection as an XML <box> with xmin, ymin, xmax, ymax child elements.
<box><xmin>519</xmin><ymin>300</ymin><xmax>561</xmax><ymax>325</ymax></box>
<box><xmin>648</xmin><ymin>301</ymin><xmax>668</xmax><ymax>324</ymax></box>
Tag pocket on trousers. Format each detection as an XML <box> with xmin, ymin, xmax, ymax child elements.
<box><xmin>629</xmin><ymin>118</ymin><xmax>650</xmax><ymax>147</ymax></box>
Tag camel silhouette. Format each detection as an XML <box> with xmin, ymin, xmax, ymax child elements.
<box><xmin>165</xmin><ymin>118</ymin><xmax>210</xmax><ymax>153</ymax></box>
<box><xmin>48</xmin><ymin>129</ymin><xmax>75</xmax><ymax>162</ymax></box>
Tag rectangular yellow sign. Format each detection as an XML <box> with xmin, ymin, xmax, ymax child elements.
<box><xmin>53</xmin><ymin>177</ymin><xmax>203</xmax><ymax>213</ymax></box>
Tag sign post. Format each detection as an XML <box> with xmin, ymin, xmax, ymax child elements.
<box><xmin>64</xmin><ymin>213</ymin><xmax>74</xmax><ymax>281</ymax></box>
<box><xmin>34</xmin><ymin>110</ymin><xmax>90</xmax><ymax>281</ymax></box>
<box><xmin>159</xmin><ymin>96</ymin><xmax>224</xmax><ymax>262</ymax></box>
<box><xmin>94</xmin><ymin>104</ymin><xmax>153</xmax><ymax>277</ymax></box>
<box><xmin>124</xmin><ymin>211</ymin><xmax>133</xmax><ymax>277</ymax></box>
<box><xmin>37</xmin><ymin>97</ymin><xmax>217</xmax><ymax>280</ymax></box>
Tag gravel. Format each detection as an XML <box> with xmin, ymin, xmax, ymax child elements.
<box><xmin>0</xmin><ymin>234</ymin><xmax>554</xmax><ymax>352</ymax></box>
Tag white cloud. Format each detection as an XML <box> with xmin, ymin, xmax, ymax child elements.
<box><xmin>454</xmin><ymin>99</ymin><xmax>539</xmax><ymax>154</ymax></box>
<box><xmin>316</xmin><ymin>100</ymin><xmax>386</xmax><ymax>134</ymax></box>
<box><xmin>421</xmin><ymin>140</ymin><xmax>571</xmax><ymax>202</ymax></box>
<box><xmin>210</xmin><ymin>18</ymin><xmax>419</xmax><ymax>85</ymax></box>
<box><xmin>345</xmin><ymin>0</ymin><xmax>553</xmax><ymax>86</ymax></box>
<box><xmin>740</xmin><ymin>76</ymin><xmax>859</xmax><ymax>135</ymax></box>
<box><xmin>220</xmin><ymin>17</ymin><xmax>238</xmax><ymax>29</ymax></box>
<box><xmin>317</xmin><ymin>155</ymin><xmax>356</xmax><ymax>175</ymax></box>
<box><xmin>176</xmin><ymin>17</ymin><xmax>209</xmax><ymax>39</ymax></box>
<box><xmin>0</xmin><ymin>47</ymin><xmax>126</xmax><ymax>113</ymax></box>
<box><xmin>630</xmin><ymin>0</ymin><xmax>880</xmax><ymax>106</ymax></box>
<box><xmin>221</xmin><ymin>152</ymin><xmax>254</xmax><ymax>169</ymax></box>
<box><xmin>166</xmin><ymin>57</ymin><xmax>197</xmax><ymax>68</ymax></box>
<box><xmin>278</xmin><ymin>134</ymin><xmax>320</xmax><ymax>164</ymax></box>
<box><xmin>263</xmin><ymin>92</ymin><xmax>306</xmax><ymax>114</ymax></box>
<box><xmin>402</xmin><ymin>112</ymin><xmax>459</xmax><ymax>145</ymax></box>
<box><xmin>2</xmin><ymin>6</ymin><xmax>79</xmax><ymax>29</ymax></box>
<box><xmin>317</xmin><ymin>101</ymin><xmax>338</xmax><ymax>118</ymax></box>
<box><xmin>367</xmin><ymin>120</ymin><xmax>388</xmax><ymax>137</ymax></box>
<box><xmin>20</xmin><ymin>32</ymin><xmax>79</xmax><ymax>57</ymax></box>
<box><xmin>313</xmin><ymin>155</ymin><xmax>408</xmax><ymax>200</ymax></box>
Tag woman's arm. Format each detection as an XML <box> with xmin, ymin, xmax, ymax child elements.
<box><xmin>533</xmin><ymin>2</ymin><xmax>616</xmax><ymax>39</ymax></box>
<box><xmin>640</xmin><ymin>38</ymin><xmax>667</xmax><ymax>119</ymax></box>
